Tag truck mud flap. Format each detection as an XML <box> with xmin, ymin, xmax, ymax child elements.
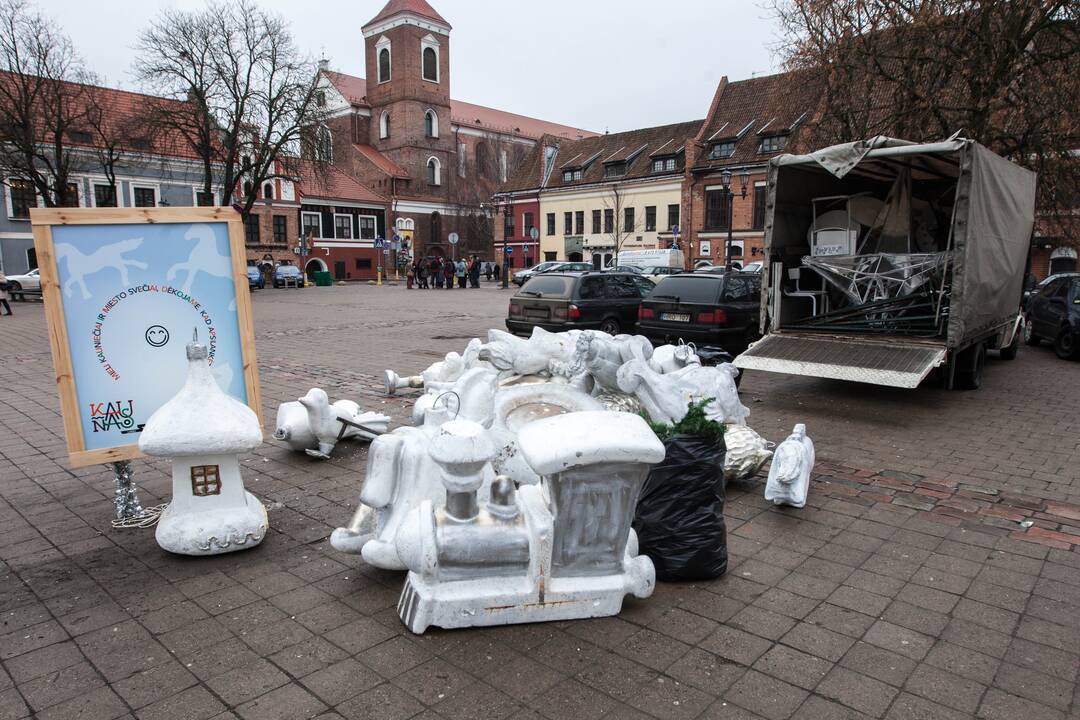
<box><xmin>734</xmin><ymin>334</ymin><xmax>947</xmax><ymax>388</ymax></box>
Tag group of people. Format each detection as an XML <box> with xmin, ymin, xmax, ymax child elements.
<box><xmin>408</xmin><ymin>255</ymin><xmax>500</xmax><ymax>290</ymax></box>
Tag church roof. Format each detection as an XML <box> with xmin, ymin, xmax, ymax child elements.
<box><xmin>295</xmin><ymin>159</ymin><xmax>388</xmax><ymax>204</ymax></box>
<box><xmin>363</xmin><ymin>0</ymin><xmax>450</xmax><ymax>29</ymax></box>
<box><xmin>139</xmin><ymin>346</ymin><xmax>262</xmax><ymax>457</ymax></box>
<box><xmin>320</xmin><ymin>70</ymin><xmax>594</xmax><ymax>141</ymax></box>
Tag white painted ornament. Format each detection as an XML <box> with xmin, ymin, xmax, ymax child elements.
<box><xmin>723</xmin><ymin>425</ymin><xmax>774</xmax><ymax>481</ymax></box>
<box><xmin>616</xmin><ymin>358</ymin><xmax>748</xmax><ymax>426</ymax></box>
<box><xmin>273</xmin><ymin>389</ymin><xmax>389</xmax><ymax>459</ymax></box>
<box><xmin>139</xmin><ymin>337</ymin><xmax>267</xmax><ymax>556</ymax></box>
<box><xmin>764</xmin><ymin>424</ymin><xmax>815</xmax><ymax>508</ymax></box>
<box><xmin>394</xmin><ymin>410</ymin><xmax>664</xmax><ymax>634</ymax></box>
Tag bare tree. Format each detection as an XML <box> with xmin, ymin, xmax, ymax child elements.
<box><xmin>603</xmin><ymin>185</ymin><xmax>639</xmax><ymax>266</ymax></box>
<box><xmin>771</xmin><ymin>0</ymin><xmax>1080</xmax><ymax>239</ymax></box>
<box><xmin>135</xmin><ymin>0</ymin><xmax>327</xmax><ymax>215</ymax></box>
<box><xmin>0</xmin><ymin>0</ymin><xmax>92</xmax><ymax>207</ymax></box>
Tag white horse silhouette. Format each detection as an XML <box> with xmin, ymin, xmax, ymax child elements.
<box><xmin>55</xmin><ymin>238</ymin><xmax>148</xmax><ymax>299</ymax></box>
<box><xmin>167</xmin><ymin>224</ymin><xmax>234</xmax><ymax>294</ymax></box>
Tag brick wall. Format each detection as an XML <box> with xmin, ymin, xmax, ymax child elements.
<box><xmin>244</xmin><ymin>204</ymin><xmax>299</xmax><ymax>265</ymax></box>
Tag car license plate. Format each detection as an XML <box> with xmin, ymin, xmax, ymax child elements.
<box><xmin>661</xmin><ymin>312</ymin><xmax>690</xmax><ymax>322</ymax></box>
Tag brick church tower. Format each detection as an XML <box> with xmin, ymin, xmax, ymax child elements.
<box><xmin>362</xmin><ymin>0</ymin><xmax>453</xmax><ymax>202</ymax></box>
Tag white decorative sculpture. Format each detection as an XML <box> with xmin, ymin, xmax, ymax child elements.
<box><xmin>616</xmin><ymin>359</ymin><xmax>749</xmax><ymax>426</ymax></box>
<box><xmin>648</xmin><ymin>342</ymin><xmax>700</xmax><ymax>374</ymax></box>
<box><xmin>479</xmin><ymin>327</ymin><xmax>579</xmax><ymax>376</ymax></box>
<box><xmin>723</xmin><ymin>425</ymin><xmax>774</xmax><ymax>481</ymax></box>
<box><xmin>139</xmin><ymin>336</ymin><xmax>267</xmax><ymax>556</ymax></box>
<box><xmin>394</xmin><ymin>411</ymin><xmax>663</xmax><ymax>634</ymax></box>
<box><xmin>765</xmin><ymin>424</ymin><xmax>815</xmax><ymax>508</ymax></box>
<box><xmin>273</xmin><ymin>389</ymin><xmax>389</xmax><ymax>459</ymax></box>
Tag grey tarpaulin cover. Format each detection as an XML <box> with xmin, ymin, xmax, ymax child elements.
<box><xmin>768</xmin><ymin>137</ymin><xmax>1036</xmax><ymax>347</ymax></box>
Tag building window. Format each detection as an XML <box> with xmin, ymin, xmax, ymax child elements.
<box><xmin>563</xmin><ymin>170</ymin><xmax>572</xmax><ymax>182</ymax></box>
<box><xmin>377</xmin><ymin>38</ymin><xmax>391</xmax><ymax>83</ymax></box>
<box><xmin>69</xmin><ymin>129</ymin><xmax>92</xmax><ymax>143</ymax></box>
<box><xmin>426</xmin><ymin>157</ymin><xmax>441</xmax><ymax>185</ymax></box>
<box><xmin>500</xmin><ymin>149</ymin><xmax>508</xmax><ymax>183</ymax></box>
<box><xmin>422</xmin><ymin>46</ymin><xmax>438</xmax><ymax>82</ymax></box>
<box><xmin>476</xmin><ymin>143</ymin><xmax>490</xmax><ymax>177</ymax></box>
<box><xmin>604</xmin><ymin>161</ymin><xmax>626</xmax><ymax>178</ymax></box>
<box><xmin>7</xmin><ymin>179</ymin><xmax>35</xmax><ymax>218</ymax></box>
<box><xmin>573</xmin><ymin>169</ymin><xmax>582</xmax><ymax>180</ymax></box>
<box><xmin>245</xmin><ymin>214</ymin><xmax>260</xmax><ymax>243</ymax></box>
<box><xmin>93</xmin><ymin>183</ymin><xmax>117</xmax><ymax>208</ymax></box>
<box><xmin>504</xmin><ymin>211</ymin><xmax>515</xmax><ymax>239</ymax></box>
<box><xmin>356</xmin><ymin>258</ymin><xmax>372</xmax><ymax>270</ymax></box>
<box><xmin>603</xmin><ymin>208</ymin><xmax>613</xmax><ymax>234</ymax></box>
<box><xmin>358</xmin><ymin>216</ymin><xmax>376</xmax><ymax>240</ymax></box>
<box><xmin>195</xmin><ymin>190</ymin><xmax>215</xmax><ymax>207</ymax></box>
<box><xmin>430</xmin><ymin>211</ymin><xmax>441</xmax><ymax>245</ymax></box>
<box><xmin>302</xmin><ymin>211</ymin><xmax>321</xmax><ymax>238</ymax></box>
<box><xmin>759</xmin><ymin>135</ymin><xmax>787</xmax><ymax>153</ymax></box>
<box><xmin>645</xmin><ymin>206</ymin><xmax>656</xmax><ymax>232</ymax></box>
<box><xmin>546</xmin><ymin>212</ymin><xmax>555</xmax><ymax>236</ymax></box>
<box><xmin>132</xmin><ymin>186</ymin><xmax>156</xmax><ymax>207</ymax></box>
<box><xmin>315</xmin><ymin>90</ymin><xmax>326</xmax><ymax>107</ymax></box>
<box><xmin>592</xmin><ymin>209</ymin><xmax>601</xmax><ymax>234</ymax></box>
<box><xmin>753</xmin><ymin>184</ymin><xmax>767</xmax><ymax>230</ymax></box>
<box><xmin>262</xmin><ymin>183</ymin><xmax>274</xmax><ymax>200</ymax></box>
<box><xmin>666</xmin><ymin>158</ymin><xmax>677</xmax><ymax>171</ymax></box>
<box><xmin>523</xmin><ymin>211</ymin><xmax>534</xmax><ymax>237</ymax></box>
<box><xmin>334</xmin><ymin>214</ymin><xmax>352</xmax><ymax>239</ymax></box>
<box><xmin>705</xmin><ymin>189</ymin><xmax>730</xmax><ymax>230</ymax></box>
<box><xmin>652</xmin><ymin>159</ymin><xmax>663</xmax><ymax>172</ymax></box>
<box><xmin>379</xmin><ymin>111</ymin><xmax>390</xmax><ymax>139</ymax></box>
<box><xmin>273</xmin><ymin>215</ymin><xmax>287</xmax><ymax>243</ymax></box>
<box><xmin>545</xmin><ymin>251</ymin><xmax>557</xmax><ymax>261</ymax></box>
<box><xmin>424</xmin><ymin>109</ymin><xmax>438</xmax><ymax>138</ymax></box>
<box><xmin>190</xmin><ymin>465</ymin><xmax>221</xmax><ymax>497</ymax></box>
<box><xmin>574</xmin><ymin>211</ymin><xmax>584</xmax><ymax>235</ymax></box>
<box><xmin>59</xmin><ymin>182</ymin><xmax>79</xmax><ymax>207</ymax></box>
<box><xmin>668</xmin><ymin>203</ymin><xmax>679</xmax><ymax>230</ymax></box>
<box><xmin>709</xmin><ymin>141</ymin><xmax>735</xmax><ymax>159</ymax></box>
<box><xmin>315</xmin><ymin>125</ymin><xmax>333</xmax><ymax>162</ymax></box>
<box><xmin>563</xmin><ymin>211</ymin><xmax>572</xmax><ymax>235</ymax></box>
<box><xmin>624</xmin><ymin>207</ymin><xmax>635</xmax><ymax>233</ymax></box>
<box><xmin>458</xmin><ymin>142</ymin><xmax>466</xmax><ymax>177</ymax></box>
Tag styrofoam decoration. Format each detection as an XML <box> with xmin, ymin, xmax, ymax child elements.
<box><xmin>648</xmin><ymin>342</ymin><xmax>701</xmax><ymax>374</ymax></box>
<box><xmin>273</xmin><ymin>389</ymin><xmax>389</xmax><ymax>459</ymax></box>
<box><xmin>394</xmin><ymin>411</ymin><xmax>664</xmax><ymax>633</ymax></box>
<box><xmin>723</xmin><ymin>425</ymin><xmax>774</xmax><ymax>481</ymax></box>
<box><xmin>765</xmin><ymin>424</ymin><xmax>815</xmax><ymax>508</ymax></box>
<box><xmin>616</xmin><ymin>359</ymin><xmax>749</xmax><ymax>426</ymax></box>
<box><xmin>139</xmin><ymin>340</ymin><xmax>266</xmax><ymax>556</ymax></box>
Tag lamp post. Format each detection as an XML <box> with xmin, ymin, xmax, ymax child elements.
<box><xmin>501</xmin><ymin>200</ymin><xmax>512</xmax><ymax>290</ymax></box>
<box><xmin>721</xmin><ymin>168</ymin><xmax>750</xmax><ymax>271</ymax></box>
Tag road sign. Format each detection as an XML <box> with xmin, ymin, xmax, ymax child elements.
<box><xmin>374</xmin><ymin>237</ymin><xmax>385</xmax><ymax>249</ymax></box>
<box><xmin>672</xmin><ymin>224</ymin><xmax>680</xmax><ymax>238</ymax></box>
<box><xmin>529</xmin><ymin>227</ymin><xmax>539</xmax><ymax>240</ymax></box>
<box><xmin>504</xmin><ymin>245</ymin><xmax>513</xmax><ymax>254</ymax></box>
<box><xmin>392</xmin><ymin>234</ymin><xmax>401</xmax><ymax>243</ymax></box>
<box><xmin>448</xmin><ymin>232</ymin><xmax>459</xmax><ymax>245</ymax></box>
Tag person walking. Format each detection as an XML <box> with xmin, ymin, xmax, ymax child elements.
<box><xmin>494</xmin><ymin>263</ymin><xmax>501</xmax><ymax>282</ymax></box>
<box><xmin>484</xmin><ymin>262</ymin><xmax>492</xmax><ymax>282</ymax></box>
<box><xmin>0</xmin><ymin>272</ymin><xmax>11</xmax><ymax>316</ymax></box>
<box><xmin>445</xmin><ymin>258</ymin><xmax>454</xmax><ymax>291</ymax></box>
<box><xmin>417</xmin><ymin>260</ymin><xmax>429</xmax><ymax>289</ymax></box>
<box><xmin>406</xmin><ymin>261</ymin><xmax>415</xmax><ymax>289</ymax></box>
<box><xmin>455</xmin><ymin>258</ymin><xmax>466</xmax><ymax>288</ymax></box>
<box><xmin>469</xmin><ymin>256</ymin><xmax>481</xmax><ymax>288</ymax></box>
<box><xmin>435</xmin><ymin>258</ymin><xmax>445</xmax><ymax>289</ymax></box>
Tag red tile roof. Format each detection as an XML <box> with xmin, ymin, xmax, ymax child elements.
<box><xmin>320</xmin><ymin>70</ymin><xmax>595</xmax><ymax>141</ymax></box>
<box><xmin>352</xmin><ymin>144</ymin><xmax>410</xmax><ymax>178</ymax></box>
<box><xmin>296</xmin><ymin>160</ymin><xmax>388</xmax><ymax>205</ymax></box>
<box><xmin>364</xmin><ymin>0</ymin><xmax>450</xmax><ymax>29</ymax></box>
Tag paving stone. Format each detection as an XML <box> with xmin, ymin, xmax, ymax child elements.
<box><xmin>699</xmin><ymin>625</ymin><xmax>773</xmax><ymax>666</ymax></box>
<box><xmin>904</xmin><ymin>663</ymin><xmax>985</xmax><ymax>714</ymax></box>
<box><xmin>839</xmin><ymin>642</ymin><xmax>917</xmax><ymax>687</ymax></box>
<box><xmin>529</xmin><ymin>678</ymin><xmax>615</xmax><ymax>720</ymax></box>
<box><xmin>206</xmin><ymin>659</ymin><xmax>291</xmax><ymax>707</ymax></box>
<box><xmin>235</xmin><ymin>682</ymin><xmax>327</xmax><ymax>720</ymax></box>
<box><xmin>978</xmin><ymin>688</ymin><xmax>1066</xmax><ymax>720</ymax></box>
<box><xmin>667</xmin><ymin>648</ymin><xmax>745</xmax><ymax>694</ymax></box>
<box><xmin>884</xmin><ymin>692</ymin><xmax>970</xmax><ymax>720</ymax></box>
<box><xmin>862</xmin><ymin>621</ymin><xmax>934</xmax><ymax>661</ymax></box>
<box><xmin>752</xmin><ymin>644</ymin><xmax>831</xmax><ymax>690</ymax></box>
<box><xmin>924</xmin><ymin>641</ymin><xmax>1000</xmax><ymax>685</ymax></box>
<box><xmin>780</xmin><ymin>622</ymin><xmax>854</xmax><ymax>662</ymax></box>
<box><xmin>725</xmin><ymin>669</ymin><xmax>808</xmax><ymax>720</ymax></box>
<box><xmin>33</xmin><ymin>685</ymin><xmax>128</xmax><ymax>720</ymax></box>
<box><xmin>993</xmin><ymin>662</ymin><xmax>1074</xmax><ymax>711</ymax></box>
<box><xmin>112</xmin><ymin>660</ymin><xmax>200</xmax><ymax>710</ymax></box>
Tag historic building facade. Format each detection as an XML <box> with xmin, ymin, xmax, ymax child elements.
<box><xmin>311</xmin><ymin>0</ymin><xmax>593</xmax><ymax>267</ymax></box>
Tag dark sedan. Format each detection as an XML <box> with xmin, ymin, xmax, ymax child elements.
<box><xmin>636</xmin><ymin>272</ymin><xmax>761</xmax><ymax>351</ymax></box>
<box><xmin>506</xmin><ymin>272</ymin><xmax>655</xmax><ymax>336</ymax></box>
<box><xmin>1025</xmin><ymin>274</ymin><xmax>1080</xmax><ymax>359</ymax></box>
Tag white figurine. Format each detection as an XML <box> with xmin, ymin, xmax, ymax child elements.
<box><xmin>765</xmin><ymin>424</ymin><xmax>815</xmax><ymax>508</ymax></box>
<box><xmin>139</xmin><ymin>337</ymin><xmax>267</xmax><ymax>556</ymax></box>
<box><xmin>616</xmin><ymin>359</ymin><xmax>749</xmax><ymax>426</ymax></box>
<box><xmin>723</xmin><ymin>425</ymin><xmax>774</xmax><ymax>481</ymax></box>
<box><xmin>648</xmin><ymin>342</ymin><xmax>700</xmax><ymax>374</ymax></box>
<box><xmin>273</xmin><ymin>389</ymin><xmax>389</xmax><ymax>459</ymax></box>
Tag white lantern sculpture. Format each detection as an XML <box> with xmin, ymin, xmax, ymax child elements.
<box><xmin>139</xmin><ymin>335</ymin><xmax>267</xmax><ymax>556</ymax></box>
<box><xmin>764</xmin><ymin>424</ymin><xmax>815</xmax><ymax>508</ymax></box>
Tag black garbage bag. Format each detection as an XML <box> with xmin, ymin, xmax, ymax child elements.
<box><xmin>694</xmin><ymin>345</ymin><xmax>735</xmax><ymax>366</ymax></box>
<box><xmin>633</xmin><ymin>433</ymin><xmax>727</xmax><ymax>581</ymax></box>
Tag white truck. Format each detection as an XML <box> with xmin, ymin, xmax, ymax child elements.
<box><xmin>608</xmin><ymin>248</ymin><xmax>685</xmax><ymax>269</ymax></box>
<box><xmin>736</xmin><ymin>136</ymin><xmax>1035</xmax><ymax>390</ymax></box>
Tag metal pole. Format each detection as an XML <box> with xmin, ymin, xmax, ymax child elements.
<box><xmin>724</xmin><ymin>189</ymin><xmax>734</xmax><ymax>271</ymax></box>
<box><xmin>502</xmin><ymin>244</ymin><xmax>509</xmax><ymax>289</ymax></box>
<box><xmin>112</xmin><ymin>460</ymin><xmax>143</xmax><ymax>520</ymax></box>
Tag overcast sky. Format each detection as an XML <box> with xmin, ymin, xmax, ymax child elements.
<box><xmin>47</xmin><ymin>0</ymin><xmax>783</xmax><ymax>133</ymax></box>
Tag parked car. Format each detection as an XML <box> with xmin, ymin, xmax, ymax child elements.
<box><xmin>506</xmin><ymin>272</ymin><xmax>655</xmax><ymax>336</ymax></box>
<box><xmin>246</xmin><ymin>266</ymin><xmax>265</xmax><ymax>290</ymax></box>
<box><xmin>512</xmin><ymin>261</ymin><xmax>563</xmax><ymax>286</ymax></box>
<box><xmin>741</xmin><ymin>261</ymin><xmax>763</xmax><ymax>273</ymax></box>
<box><xmin>1025</xmin><ymin>274</ymin><xmax>1080</xmax><ymax>359</ymax></box>
<box><xmin>273</xmin><ymin>265</ymin><xmax>305</xmax><ymax>288</ymax></box>
<box><xmin>603</xmin><ymin>264</ymin><xmax>642</xmax><ymax>274</ymax></box>
<box><xmin>638</xmin><ymin>265</ymin><xmax>682</xmax><ymax>283</ymax></box>
<box><xmin>1024</xmin><ymin>272</ymin><xmax>1079</xmax><ymax>312</ymax></box>
<box><xmin>5</xmin><ymin>267</ymin><xmax>40</xmax><ymax>292</ymax></box>
<box><xmin>548</xmin><ymin>262</ymin><xmax>594</xmax><ymax>273</ymax></box>
<box><xmin>636</xmin><ymin>271</ymin><xmax>761</xmax><ymax>350</ymax></box>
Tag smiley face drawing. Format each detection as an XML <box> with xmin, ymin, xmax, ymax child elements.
<box><xmin>145</xmin><ymin>325</ymin><xmax>170</xmax><ymax>348</ymax></box>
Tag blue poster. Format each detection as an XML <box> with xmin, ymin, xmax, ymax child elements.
<box><xmin>51</xmin><ymin>222</ymin><xmax>248</xmax><ymax>451</ymax></box>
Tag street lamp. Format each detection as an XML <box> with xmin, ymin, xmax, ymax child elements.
<box><xmin>501</xmin><ymin>200</ymin><xmax>512</xmax><ymax>289</ymax></box>
<box><xmin>721</xmin><ymin>167</ymin><xmax>750</xmax><ymax>271</ymax></box>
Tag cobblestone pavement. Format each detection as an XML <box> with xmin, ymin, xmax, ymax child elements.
<box><xmin>1</xmin><ymin>283</ymin><xmax>1078</xmax><ymax>720</ymax></box>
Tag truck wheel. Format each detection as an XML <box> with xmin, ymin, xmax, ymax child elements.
<box><xmin>999</xmin><ymin>330</ymin><xmax>1020</xmax><ymax>361</ymax></box>
<box><xmin>955</xmin><ymin>342</ymin><xmax>986</xmax><ymax>390</ymax></box>
<box><xmin>1023</xmin><ymin>316</ymin><xmax>1040</xmax><ymax>346</ymax></box>
<box><xmin>1054</xmin><ymin>330</ymin><xmax>1078</xmax><ymax>360</ymax></box>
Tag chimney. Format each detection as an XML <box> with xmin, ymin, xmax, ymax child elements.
<box><xmin>318</xmin><ymin>57</ymin><xmax>329</xmax><ymax>71</ymax></box>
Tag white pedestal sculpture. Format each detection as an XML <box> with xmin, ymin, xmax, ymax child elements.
<box><xmin>273</xmin><ymin>389</ymin><xmax>389</xmax><ymax>459</ymax></box>
<box><xmin>139</xmin><ymin>339</ymin><xmax>267</xmax><ymax>556</ymax></box>
<box><xmin>765</xmin><ymin>424</ymin><xmax>815</xmax><ymax>508</ymax></box>
<box><xmin>394</xmin><ymin>411</ymin><xmax>664</xmax><ymax>634</ymax></box>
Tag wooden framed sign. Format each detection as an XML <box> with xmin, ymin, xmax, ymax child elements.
<box><xmin>31</xmin><ymin>207</ymin><xmax>261</xmax><ymax>468</ymax></box>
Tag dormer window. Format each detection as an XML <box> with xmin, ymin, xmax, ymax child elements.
<box><xmin>376</xmin><ymin>36</ymin><xmax>391</xmax><ymax>83</ymax></box>
<box><xmin>759</xmin><ymin>135</ymin><xmax>787</xmax><ymax>153</ymax></box>
<box><xmin>603</xmin><ymin>161</ymin><xmax>626</xmax><ymax>178</ymax></box>
<box><xmin>651</xmin><ymin>157</ymin><xmax>679</xmax><ymax>173</ymax></box>
<box><xmin>709</xmin><ymin>141</ymin><xmax>735</xmax><ymax>160</ymax></box>
<box><xmin>562</xmin><ymin>168</ymin><xmax>582</xmax><ymax>182</ymax></box>
<box><xmin>421</xmin><ymin>35</ymin><xmax>440</xmax><ymax>83</ymax></box>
